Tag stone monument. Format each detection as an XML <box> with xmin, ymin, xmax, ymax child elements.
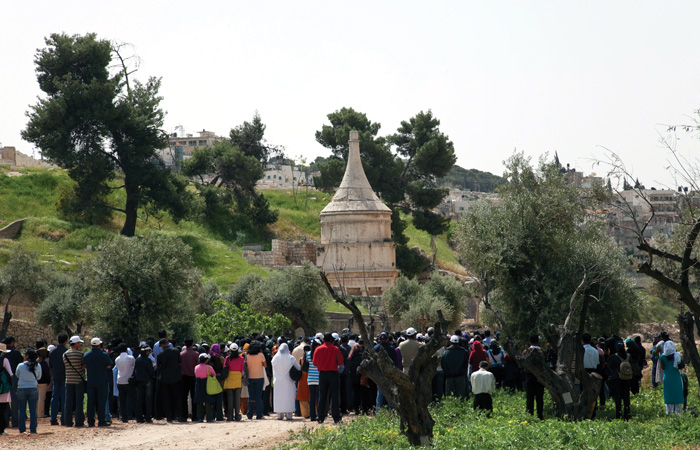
<box><xmin>317</xmin><ymin>130</ymin><xmax>399</xmax><ymax>296</ymax></box>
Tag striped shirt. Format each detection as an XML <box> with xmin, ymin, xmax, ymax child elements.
<box><xmin>63</xmin><ymin>348</ymin><xmax>85</xmax><ymax>385</ymax></box>
<box><xmin>306</xmin><ymin>351</ymin><xmax>319</xmax><ymax>385</ymax></box>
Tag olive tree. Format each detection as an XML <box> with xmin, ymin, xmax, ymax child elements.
<box><xmin>454</xmin><ymin>153</ymin><xmax>640</xmax><ymax>419</ymax></box>
<box><xmin>83</xmin><ymin>234</ymin><xmax>202</xmax><ymax>346</ymax></box>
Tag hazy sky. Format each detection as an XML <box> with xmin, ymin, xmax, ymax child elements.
<box><xmin>2</xmin><ymin>1</ymin><xmax>700</xmax><ymax>189</ymax></box>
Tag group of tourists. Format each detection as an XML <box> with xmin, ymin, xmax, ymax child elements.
<box><xmin>0</xmin><ymin>326</ymin><xmax>690</xmax><ymax>435</ymax></box>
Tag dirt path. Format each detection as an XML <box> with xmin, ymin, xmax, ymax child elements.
<box><xmin>0</xmin><ymin>416</ymin><xmax>327</xmax><ymax>450</ymax></box>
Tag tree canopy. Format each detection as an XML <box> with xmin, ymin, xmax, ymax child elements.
<box><xmin>181</xmin><ymin>116</ymin><xmax>279</xmax><ymax>240</ymax></box>
<box><xmin>238</xmin><ymin>263</ymin><xmax>329</xmax><ymax>335</ymax></box>
<box><xmin>382</xmin><ymin>274</ymin><xmax>468</xmax><ymax>331</ymax></box>
<box><xmin>82</xmin><ymin>234</ymin><xmax>203</xmax><ymax>346</ymax></box>
<box><xmin>22</xmin><ymin>33</ymin><xmax>192</xmax><ymax>236</ymax></box>
<box><xmin>0</xmin><ymin>247</ymin><xmax>48</xmax><ymax>340</ymax></box>
<box><xmin>455</xmin><ymin>153</ymin><xmax>640</xmax><ymax>341</ymax></box>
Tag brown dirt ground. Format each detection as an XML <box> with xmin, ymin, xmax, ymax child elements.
<box><xmin>0</xmin><ymin>415</ymin><xmax>330</xmax><ymax>450</ymax></box>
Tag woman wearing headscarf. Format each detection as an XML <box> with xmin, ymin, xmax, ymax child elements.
<box><xmin>468</xmin><ymin>340</ymin><xmax>489</xmax><ymax>376</ymax></box>
<box><xmin>193</xmin><ymin>353</ymin><xmax>215</xmax><ymax>422</ymax></box>
<box><xmin>271</xmin><ymin>343</ymin><xmax>300</xmax><ymax>420</ymax></box>
<box><xmin>659</xmin><ymin>341</ymin><xmax>684</xmax><ymax>415</ymax></box>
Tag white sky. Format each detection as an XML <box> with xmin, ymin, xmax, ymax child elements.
<box><xmin>2</xmin><ymin>1</ymin><xmax>700</xmax><ymax>189</ymax></box>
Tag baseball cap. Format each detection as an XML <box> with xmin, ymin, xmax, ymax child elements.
<box><xmin>90</xmin><ymin>337</ymin><xmax>102</xmax><ymax>346</ymax></box>
<box><xmin>406</xmin><ymin>327</ymin><xmax>416</xmax><ymax>336</ymax></box>
<box><xmin>332</xmin><ymin>332</ymin><xmax>340</xmax><ymax>341</ymax></box>
<box><xmin>378</xmin><ymin>332</ymin><xmax>389</xmax><ymax>340</ymax></box>
<box><xmin>230</xmin><ymin>343</ymin><xmax>239</xmax><ymax>351</ymax></box>
<box><xmin>315</xmin><ymin>333</ymin><xmax>324</xmax><ymax>340</ymax></box>
<box><xmin>47</xmin><ymin>344</ymin><xmax>56</xmax><ymax>352</ymax></box>
<box><xmin>416</xmin><ymin>333</ymin><xmax>424</xmax><ymax>340</ymax></box>
<box><xmin>450</xmin><ymin>335</ymin><xmax>460</xmax><ymax>344</ymax></box>
<box><xmin>70</xmin><ymin>335</ymin><xmax>84</xmax><ymax>344</ymax></box>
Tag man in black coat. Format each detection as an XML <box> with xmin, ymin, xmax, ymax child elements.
<box><xmin>156</xmin><ymin>339</ymin><xmax>182</xmax><ymax>422</ymax></box>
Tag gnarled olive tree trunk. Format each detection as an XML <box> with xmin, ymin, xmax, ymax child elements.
<box><xmin>486</xmin><ymin>277</ymin><xmax>601</xmax><ymax>420</ymax></box>
<box><xmin>320</xmin><ymin>271</ymin><xmax>447</xmax><ymax>446</ymax></box>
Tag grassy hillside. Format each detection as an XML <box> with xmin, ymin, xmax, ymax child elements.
<box><xmin>0</xmin><ymin>167</ymin><xmax>463</xmax><ymax>289</ymax></box>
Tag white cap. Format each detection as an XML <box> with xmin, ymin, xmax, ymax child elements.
<box><xmin>406</xmin><ymin>327</ymin><xmax>416</xmax><ymax>336</ymax></box>
<box><xmin>332</xmin><ymin>332</ymin><xmax>340</xmax><ymax>340</ymax></box>
<box><xmin>315</xmin><ymin>333</ymin><xmax>324</xmax><ymax>340</ymax></box>
<box><xmin>416</xmin><ymin>333</ymin><xmax>424</xmax><ymax>340</ymax></box>
<box><xmin>90</xmin><ymin>337</ymin><xmax>102</xmax><ymax>346</ymax></box>
<box><xmin>450</xmin><ymin>335</ymin><xmax>460</xmax><ymax>344</ymax></box>
<box><xmin>47</xmin><ymin>345</ymin><xmax>56</xmax><ymax>352</ymax></box>
<box><xmin>230</xmin><ymin>343</ymin><xmax>239</xmax><ymax>351</ymax></box>
<box><xmin>70</xmin><ymin>335</ymin><xmax>84</xmax><ymax>344</ymax></box>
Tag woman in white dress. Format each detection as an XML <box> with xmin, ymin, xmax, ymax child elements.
<box><xmin>271</xmin><ymin>343</ymin><xmax>300</xmax><ymax>420</ymax></box>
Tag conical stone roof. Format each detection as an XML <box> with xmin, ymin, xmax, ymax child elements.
<box><xmin>320</xmin><ymin>130</ymin><xmax>391</xmax><ymax>214</ymax></box>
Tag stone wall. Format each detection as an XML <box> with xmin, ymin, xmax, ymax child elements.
<box><xmin>0</xmin><ymin>218</ymin><xmax>26</xmax><ymax>239</ymax></box>
<box><xmin>6</xmin><ymin>319</ymin><xmax>55</xmax><ymax>349</ymax></box>
<box><xmin>243</xmin><ymin>239</ymin><xmax>318</xmax><ymax>267</ymax></box>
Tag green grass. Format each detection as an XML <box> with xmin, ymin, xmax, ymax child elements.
<box><xmin>0</xmin><ymin>167</ymin><xmax>72</xmax><ymax>221</ymax></box>
<box><xmin>281</xmin><ymin>381</ymin><xmax>700</xmax><ymax>450</ymax></box>
<box><xmin>402</xmin><ymin>215</ymin><xmax>465</xmax><ymax>274</ymax></box>
<box><xmin>0</xmin><ymin>169</ymin><xmax>464</xmax><ymax>290</ymax></box>
<box><xmin>637</xmin><ymin>289</ymin><xmax>685</xmax><ymax>324</ymax></box>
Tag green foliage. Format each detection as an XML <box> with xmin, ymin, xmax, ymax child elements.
<box><xmin>82</xmin><ymin>234</ymin><xmax>202</xmax><ymax>346</ymax></box>
<box><xmin>0</xmin><ymin>169</ymin><xmax>73</xmax><ymax>221</ymax></box>
<box><xmin>383</xmin><ymin>274</ymin><xmax>467</xmax><ymax>330</ymax></box>
<box><xmin>224</xmin><ymin>273</ymin><xmax>263</xmax><ymax>306</ymax></box>
<box><xmin>0</xmin><ymin>246</ymin><xmax>49</xmax><ymax>338</ymax></box>
<box><xmin>182</xmin><ymin>138</ymin><xmax>278</xmax><ymax>239</ymax></box>
<box><xmin>196</xmin><ymin>298</ymin><xmax>292</xmax><ymax>343</ymax></box>
<box><xmin>249</xmin><ymin>262</ymin><xmax>329</xmax><ymax>335</ymax></box>
<box><xmin>455</xmin><ymin>153</ymin><xmax>640</xmax><ymax>341</ymax></box>
<box><xmin>438</xmin><ymin>165</ymin><xmax>506</xmax><ymax>192</ymax></box>
<box><xmin>22</xmin><ymin>33</ymin><xmax>194</xmax><ymax>236</ymax></box>
<box><xmin>283</xmin><ymin>384</ymin><xmax>700</xmax><ymax>450</ymax></box>
<box><xmin>36</xmin><ymin>272</ymin><xmax>87</xmax><ymax>335</ymax></box>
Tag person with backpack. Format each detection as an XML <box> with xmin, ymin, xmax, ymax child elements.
<box><xmin>607</xmin><ymin>341</ymin><xmax>632</xmax><ymax>420</ymax></box>
<box><xmin>0</xmin><ymin>342</ymin><xmax>14</xmax><ymax>435</ymax></box>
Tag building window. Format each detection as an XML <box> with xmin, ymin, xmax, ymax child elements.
<box><xmin>198</xmin><ymin>140</ymin><xmax>207</xmax><ymax>146</ymax></box>
<box><xmin>267</xmin><ymin>175</ymin><xmax>270</xmax><ymax>179</ymax></box>
<box><xmin>188</xmin><ymin>140</ymin><xmax>197</xmax><ymax>146</ymax></box>
<box><xmin>178</xmin><ymin>141</ymin><xmax>187</xmax><ymax>146</ymax></box>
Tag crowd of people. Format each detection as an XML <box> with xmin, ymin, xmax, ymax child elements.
<box><xmin>0</xmin><ymin>326</ymin><xmax>691</xmax><ymax>436</ymax></box>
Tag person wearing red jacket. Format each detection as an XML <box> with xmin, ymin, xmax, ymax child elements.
<box><xmin>312</xmin><ymin>333</ymin><xmax>344</xmax><ymax>424</ymax></box>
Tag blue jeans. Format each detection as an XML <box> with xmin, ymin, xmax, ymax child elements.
<box><xmin>246</xmin><ymin>378</ymin><xmax>264</xmax><ymax>419</ymax></box>
<box><xmin>17</xmin><ymin>387</ymin><xmax>39</xmax><ymax>433</ymax></box>
<box><xmin>51</xmin><ymin>380</ymin><xmax>65</xmax><ymax>424</ymax></box>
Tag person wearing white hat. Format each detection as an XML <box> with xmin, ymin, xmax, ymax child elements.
<box><xmin>83</xmin><ymin>337</ymin><xmax>112</xmax><ymax>427</ymax></box>
<box><xmin>399</xmin><ymin>327</ymin><xmax>422</xmax><ymax>373</ymax></box>
<box><xmin>441</xmin><ymin>335</ymin><xmax>468</xmax><ymax>399</ymax></box>
<box><xmin>63</xmin><ymin>336</ymin><xmax>86</xmax><ymax>427</ymax></box>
